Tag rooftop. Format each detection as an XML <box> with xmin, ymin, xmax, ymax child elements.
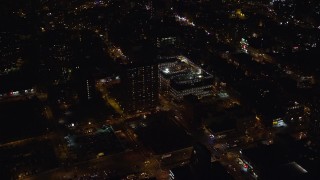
<box><xmin>242</xmin><ymin>144</ymin><xmax>319</xmax><ymax>179</ymax></box>
<box><xmin>128</xmin><ymin>112</ymin><xmax>192</xmax><ymax>154</ymax></box>
<box><xmin>159</xmin><ymin>56</ymin><xmax>213</xmax><ymax>85</ymax></box>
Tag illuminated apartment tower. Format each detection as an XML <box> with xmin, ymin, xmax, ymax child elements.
<box><xmin>120</xmin><ymin>62</ymin><xmax>159</xmax><ymax>112</ymax></box>
<box><xmin>116</xmin><ymin>45</ymin><xmax>159</xmax><ymax>112</ymax></box>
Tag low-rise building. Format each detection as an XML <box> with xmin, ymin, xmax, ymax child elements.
<box><xmin>159</xmin><ymin>56</ymin><xmax>214</xmax><ymax>100</ymax></box>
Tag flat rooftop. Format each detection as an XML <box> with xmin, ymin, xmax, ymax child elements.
<box><xmin>242</xmin><ymin>144</ymin><xmax>315</xmax><ymax>179</ymax></box>
<box><xmin>128</xmin><ymin>112</ymin><xmax>192</xmax><ymax>154</ymax></box>
<box><xmin>159</xmin><ymin>56</ymin><xmax>213</xmax><ymax>85</ymax></box>
<box><xmin>160</xmin><ymin>61</ymin><xmax>189</xmax><ymax>77</ymax></box>
<box><xmin>65</xmin><ymin>125</ymin><xmax>124</xmax><ymax>160</ymax></box>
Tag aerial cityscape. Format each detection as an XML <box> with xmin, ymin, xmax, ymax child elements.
<box><xmin>1</xmin><ymin>0</ymin><xmax>320</xmax><ymax>179</ymax></box>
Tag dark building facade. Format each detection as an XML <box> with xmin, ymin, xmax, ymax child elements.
<box><xmin>119</xmin><ymin>63</ymin><xmax>159</xmax><ymax>112</ymax></box>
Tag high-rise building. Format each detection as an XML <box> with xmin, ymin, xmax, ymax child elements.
<box><xmin>111</xmin><ymin>45</ymin><xmax>159</xmax><ymax>113</ymax></box>
<box><xmin>119</xmin><ymin>62</ymin><xmax>159</xmax><ymax>112</ymax></box>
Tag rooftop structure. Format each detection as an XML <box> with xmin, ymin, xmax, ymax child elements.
<box><xmin>159</xmin><ymin>56</ymin><xmax>214</xmax><ymax>100</ymax></box>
